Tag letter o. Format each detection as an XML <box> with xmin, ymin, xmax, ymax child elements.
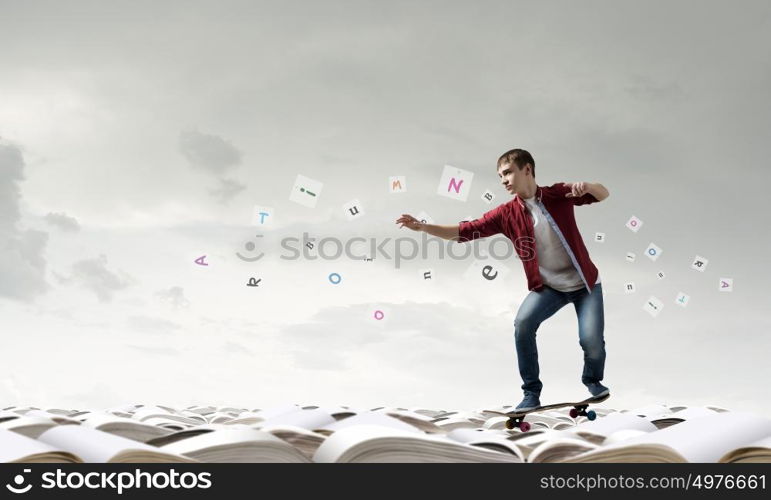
<box><xmin>152</xmin><ymin>474</ymin><xmax>170</xmax><ymax>489</ymax></box>
<box><xmin>180</xmin><ymin>473</ymin><xmax>198</xmax><ymax>488</ymax></box>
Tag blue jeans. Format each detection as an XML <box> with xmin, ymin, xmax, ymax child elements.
<box><xmin>513</xmin><ymin>283</ymin><xmax>606</xmax><ymax>395</ymax></box>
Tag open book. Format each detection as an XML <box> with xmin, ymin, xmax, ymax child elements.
<box><xmin>719</xmin><ymin>436</ymin><xmax>771</xmax><ymax>463</ymax></box>
<box><xmin>648</xmin><ymin>407</ymin><xmax>720</xmax><ymax>429</ymax></box>
<box><xmin>527</xmin><ymin>413</ymin><xmax>658</xmax><ymax>463</ymax></box>
<box><xmin>0</xmin><ymin>415</ymin><xmax>77</xmax><ymax>439</ymax></box>
<box><xmin>316</xmin><ymin>411</ymin><xmax>426</xmax><ymax>436</ymax></box>
<box><xmin>79</xmin><ymin>413</ymin><xmax>176</xmax><ymax>443</ymax></box>
<box><xmin>313</xmin><ymin>425</ymin><xmax>521</xmax><ymax>463</ymax></box>
<box><xmin>562</xmin><ymin>412</ymin><xmax>771</xmax><ymax>463</ymax></box>
<box><xmin>159</xmin><ymin>427</ymin><xmax>311</xmax><ymax>462</ymax></box>
<box><xmin>445</xmin><ymin>428</ymin><xmax>525</xmax><ymax>461</ymax></box>
<box><xmin>0</xmin><ymin>429</ymin><xmax>82</xmax><ymax>463</ymax></box>
<box><xmin>36</xmin><ymin>425</ymin><xmax>197</xmax><ymax>463</ymax></box>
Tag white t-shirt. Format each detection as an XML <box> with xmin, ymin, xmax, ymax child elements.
<box><xmin>523</xmin><ymin>196</ymin><xmax>600</xmax><ymax>292</ymax></box>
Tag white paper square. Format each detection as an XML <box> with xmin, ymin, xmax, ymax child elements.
<box><xmin>416</xmin><ymin>211</ymin><xmax>434</xmax><ymax>224</ymax></box>
<box><xmin>389</xmin><ymin>176</ymin><xmax>406</xmax><ymax>193</ymax></box>
<box><xmin>626</xmin><ymin>216</ymin><xmax>643</xmax><ymax>233</ymax></box>
<box><xmin>675</xmin><ymin>292</ymin><xmax>690</xmax><ymax>307</ymax></box>
<box><xmin>643</xmin><ymin>296</ymin><xmax>664</xmax><ymax>317</ymax></box>
<box><xmin>461</xmin><ymin>215</ymin><xmax>475</xmax><ymax>223</ymax></box>
<box><xmin>594</xmin><ymin>232</ymin><xmax>606</xmax><ymax>243</ymax></box>
<box><xmin>645</xmin><ymin>242</ymin><xmax>663</xmax><ymax>261</ymax></box>
<box><xmin>626</xmin><ymin>252</ymin><xmax>636</xmax><ymax>263</ymax></box>
<box><xmin>437</xmin><ymin>165</ymin><xmax>474</xmax><ymax>202</ymax></box>
<box><xmin>691</xmin><ymin>255</ymin><xmax>709</xmax><ymax>272</ymax></box>
<box><xmin>251</xmin><ymin>205</ymin><xmax>274</xmax><ymax>227</ymax></box>
<box><xmin>289</xmin><ymin>174</ymin><xmax>323</xmax><ymax>208</ymax></box>
<box><xmin>624</xmin><ymin>282</ymin><xmax>636</xmax><ymax>294</ymax></box>
<box><xmin>481</xmin><ymin>190</ymin><xmax>495</xmax><ymax>204</ymax></box>
<box><xmin>463</xmin><ymin>260</ymin><xmax>510</xmax><ymax>282</ymax></box>
<box><xmin>343</xmin><ymin>199</ymin><xmax>365</xmax><ymax>221</ymax></box>
<box><xmin>656</xmin><ymin>271</ymin><xmax>666</xmax><ymax>280</ymax></box>
<box><xmin>719</xmin><ymin>278</ymin><xmax>733</xmax><ymax>292</ymax></box>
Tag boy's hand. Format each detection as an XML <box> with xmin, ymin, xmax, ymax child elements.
<box><xmin>565</xmin><ymin>182</ymin><xmax>589</xmax><ymax>198</ymax></box>
<box><xmin>396</xmin><ymin>214</ymin><xmax>424</xmax><ymax>231</ymax></box>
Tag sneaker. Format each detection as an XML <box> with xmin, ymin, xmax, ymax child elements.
<box><xmin>515</xmin><ymin>392</ymin><xmax>541</xmax><ymax>412</ymax></box>
<box><xmin>586</xmin><ymin>382</ymin><xmax>610</xmax><ymax>398</ymax></box>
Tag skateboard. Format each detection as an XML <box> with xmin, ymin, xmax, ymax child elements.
<box><xmin>489</xmin><ymin>393</ymin><xmax>610</xmax><ymax>432</ymax></box>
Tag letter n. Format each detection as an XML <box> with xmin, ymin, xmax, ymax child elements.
<box><xmin>447</xmin><ymin>177</ymin><xmax>464</xmax><ymax>194</ymax></box>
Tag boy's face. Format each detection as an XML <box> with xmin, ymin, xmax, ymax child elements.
<box><xmin>497</xmin><ymin>162</ymin><xmax>532</xmax><ymax>194</ymax></box>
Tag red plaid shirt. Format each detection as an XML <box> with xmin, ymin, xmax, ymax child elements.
<box><xmin>458</xmin><ymin>182</ymin><xmax>600</xmax><ymax>292</ymax></box>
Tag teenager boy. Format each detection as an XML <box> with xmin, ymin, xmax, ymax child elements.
<box><xmin>396</xmin><ymin>148</ymin><xmax>610</xmax><ymax>411</ymax></box>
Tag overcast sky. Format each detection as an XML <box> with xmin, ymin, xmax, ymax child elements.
<box><xmin>1</xmin><ymin>0</ymin><xmax>770</xmax><ymax>415</ymax></box>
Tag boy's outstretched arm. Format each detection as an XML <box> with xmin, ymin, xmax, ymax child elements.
<box><xmin>396</xmin><ymin>214</ymin><xmax>460</xmax><ymax>241</ymax></box>
<box><xmin>566</xmin><ymin>182</ymin><xmax>610</xmax><ymax>202</ymax></box>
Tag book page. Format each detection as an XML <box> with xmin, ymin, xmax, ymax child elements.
<box><xmin>159</xmin><ymin>427</ymin><xmax>303</xmax><ymax>458</ymax></box>
<box><xmin>572</xmin><ymin>412</ymin><xmax>657</xmax><ymax>438</ymax></box>
<box><xmin>131</xmin><ymin>406</ymin><xmax>178</xmax><ymax>420</ymax></box>
<box><xmin>445</xmin><ymin>428</ymin><xmax>525</xmax><ymax>459</ymax></box>
<box><xmin>587</xmin><ymin>412</ymin><xmax>771</xmax><ymax>462</ymax></box>
<box><xmin>318</xmin><ymin>412</ymin><xmax>424</xmax><ymax>434</ymax></box>
<box><xmin>0</xmin><ymin>416</ymin><xmax>62</xmax><ymax>439</ymax></box>
<box><xmin>621</xmin><ymin>404</ymin><xmax>670</xmax><ymax>418</ymax></box>
<box><xmin>719</xmin><ymin>435</ymin><xmax>771</xmax><ymax>462</ymax></box>
<box><xmin>652</xmin><ymin>406</ymin><xmax>718</xmax><ymax>422</ymax></box>
<box><xmin>37</xmin><ymin>425</ymin><xmax>182</xmax><ymax>462</ymax></box>
<box><xmin>314</xmin><ymin>425</ymin><xmax>426</xmax><ymax>462</ymax></box>
<box><xmin>603</xmin><ymin>429</ymin><xmax>652</xmax><ymax>445</ymax></box>
<box><xmin>262</xmin><ymin>424</ymin><xmax>328</xmax><ymax>439</ymax></box>
<box><xmin>313</xmin><ymin>424</ymin><xmax>518</xmax><ymax>463</ymax></box>
<box><xmin>528</xmin><ymin>437</ymin><xmax>599</xmax><ymax>463</ymax></box>
<box><xmin>256</xmin><ymin>408</ymin><xmax>336</xmax><ymax>430</ymax></box>
<box><xmin>23</xmin><ymin>410</ymin><xmax>80</xmax><ymax>424</ymax></box>
<box><xmin>0</xmin><ymin>429</ymin><xmax>80</xmax><ymax>463</ymax></box>
<box><xmin>80</xmin><ymin>413</ymin><xmax>144</xmax><ymax>426</ymax></box>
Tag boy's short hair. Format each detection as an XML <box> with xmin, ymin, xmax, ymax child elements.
<box><xmin>497</xmin><ymin>148</ymin><xmax>535</xmax><ymax>177</ymax></box>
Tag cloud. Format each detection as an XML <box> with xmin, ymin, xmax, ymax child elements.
<box><xmin>208</xmin><ymin>177</ymin><xmax>247</xmax><ymax>204</ymax></box>
<box><xmin>222</xmin><ymin>341</ymin><xmax>253</xmax><ymax>355</ymax></box>
<box><xmin>125</xmin><ymin>345</ymin><xmax>180</xmax><ymax>356</ymax></box>
<box><xmin>155</xmin><ymin>286</ymin><xmax>190</xmax><ymax>309</ymax></box>
<box><xmin>57</xmin><ymin>254</ymin><xmax>133</xmax><ymax>302</ymax></box>
<box><xmin>178</xmin><ymin>129</ymin><xmax>246</xmax><ymax>203</ymax></box>
<box><xmin>178</xmin><ymin>129</ymin><xmax>242</xmax><ymax>175</ymax></box>
<box><xmin>126</xmin><ymin>315</ymin><xmax>181</xmax><ymax>334</ymax></box>
<box><xmin>623</xmin><ymin>75</ymin><xmax>685</xmax><ymax>102</ymax></box>
<box><xmin>43</xmin><ymin>212</ymin><xmax>81</xmax><ymax>232</ymax></box>
<box><xmin>279</xmin><ymin>301</ymin><xmax>510</xmax><ymax>372</ymax></box>
<box><xmin>0</xmin><ymin>139</ymin><xmax>49</xmax><ymax>301</ymax></box>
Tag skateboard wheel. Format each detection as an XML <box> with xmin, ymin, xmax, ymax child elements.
<box><xmin>519</xmin><ymin>422</ymin><xmax>531</xmax><ymax>432</ymax></box>
<box><xmin>586</xmin><ymin>410</ymin><xmax>597</xmax><ymax>421</ymax></box>
<box><xmin>569</xmin><ymin>408</ymin><xmax>579</xmax><ymax>418</ymax></box>
<box><xmin>505</xmin><ymin>419</ymin><xmax>515</xmax><ymax>430</ymax></box>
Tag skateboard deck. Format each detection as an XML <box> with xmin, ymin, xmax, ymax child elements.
<box><xmin>488</xmin><ymin>393</ymin><xmax>610</xmax><ymax>432</ymax></box>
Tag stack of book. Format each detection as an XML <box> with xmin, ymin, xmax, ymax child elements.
<box><xmin>1</xmin><ymin>403</ymin><xmax>769</xmax><ymax>463</ymax></box>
